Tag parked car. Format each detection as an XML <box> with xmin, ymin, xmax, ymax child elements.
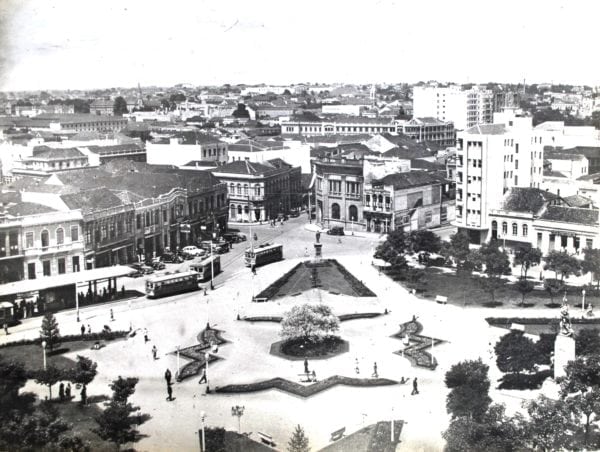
<box><xmin>200</xmin><ymin>240</ymin><xmax>229</xmax><ymax>254</ymax></box>
<box><xmin>147</xmin><ymin>259</ymin><xmax>166</xmax><ymax>270</ymax></box>
<box><xmin>182</xmin><ymin>245</ymin><xmax>206</xmax><ymax>257</ymax></box>
<box><xmin>128</xmin><ymin>263</ymin><xmax>154</xmax><ymax>277</ymax></box>
<box><xmin>161</xmin><ymin>252</ymin><xmax>183</xmax><ymax>264</ymax></box>
<box><xmin>327</xmin><ymin>226</ymin><xmax>345</xmax><ymax>236</ymax></box>
<box><xmin>223</xmin><ymin>232</ymin><xmax>247</xmax><ymax>243</ymax></box>
<box><xmin>290</xmin><ymin>209</ymin><xmax>300</xmax><ymax>218</ymax></box>
<box><xmin>276</xmin><ymin>213</ymin><xmax>288</xmax><ymax>221</ymax></box>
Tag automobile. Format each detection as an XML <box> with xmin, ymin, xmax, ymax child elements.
<box><xmin>222</xmin><ymin>232</ymin><xmax>247</xmax><ymax>243</ymax></box>
<box><xmin>327</xmin><ymin>226</ymin><xmax>345</xmax><ymax>236</ymax></box>
<box><xmin>182</xmin><ymin>245</ymin><xmax>206</xmax><ymax>257</ymax></box>
<box><xmin>148</xmin><ymin>259</ymin><xmax>166</xmax><ymax>270</ymax></box>
<box><xmin>200</xmin><ymin>240</ymin><xmax>229</xmax><ymax>254</ymax></box>
<box><xmin>160</xmin><ymin>252</ymin><xmax>183</xmax><ymax>264</ymax></box>
<box><xmin>128</xmin><ymin>263</ymin><xmax>154</xmax><ymax>277</ymax></box>
<box><xmin>290</xmin><ymin>209</ymin><xmax>300</xmax><ymax>218</ymax></box>
<box><xmin>276</xmin><ymin>213</ymin><xmax>288</xmax><ymax>221</ymax></box>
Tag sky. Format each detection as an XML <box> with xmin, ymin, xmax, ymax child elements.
<box><xmin>0</xmin><ymin>0</ymin><xmax>599</xmax><ymax>91</ymax></box>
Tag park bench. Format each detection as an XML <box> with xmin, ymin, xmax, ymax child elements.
<box><xmin>330</xmin><ymin>427</ymin><xmax>346</xmax><ymax>441</ymax></box>
<box><xmin>253</xmin><ymin>297</ymin><xmax>268</xmax><ymax>303</ymax></box>
<box><xmin>435</xmin><ymin>295</ymin><xmax>448</xmax><ymax>305</ymax></box>
<box><xmin>257</xmin><ymin>432</ymin><xmax>276</xmax><ymax>447</ymax></box>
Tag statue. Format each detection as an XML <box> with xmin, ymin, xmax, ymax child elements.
<box><xmin>559</xmin><ymin>302</ymin><xmax>574</xmax><ymax>337</ymax></box>
<box><xmin>315</xmin><ymin>231</ymin><xmax>321</xmax><ymax>243</ymax></box>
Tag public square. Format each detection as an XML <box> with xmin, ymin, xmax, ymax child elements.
<box><xmin>0</xmin><ymin>216</ymin><xmax>575</xmax><ymax>451</ymax></box>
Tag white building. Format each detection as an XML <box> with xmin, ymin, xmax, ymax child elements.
<box><xmin>535</xmin><ymin>121</ymin><xmax>600</xmax><ymax>148</ymax></box>
<box><xmin>146</xmin><ymin>134</ymin><xmax>228</xmax><ymax>167</ymax></box>
<box><xmin>454</xmin><ymin>111</ymin><xmax>545</xmax><ymax>243</ymax></box>
<box><xmin>227</xmin><ymin>139</ymin><xmax>311</xmax><ymax>173</ymax></box>
<box><xmin>413</xmin><ymin>85</ymin><xmax>494</xmax><ymax>130</ymax></box>
<box><xmin>322</xmin><ymin>105</ymin><xmax>364</xmax><ymax>116</ymax></box>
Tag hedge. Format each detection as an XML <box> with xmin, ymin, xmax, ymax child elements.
<box><xmin>0</xmin><ymin>330</ymin><xmax>128</xmax><ymax>349</ymax></box>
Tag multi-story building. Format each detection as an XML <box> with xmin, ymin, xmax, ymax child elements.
<box><xmin>146</xmin><ymin>133</ymin><xmax>228</xmax><ymax>167</ymax></box>
<box><xmin>397</xmin><ymin>117</ymin><xmax>455</xmax><ymax>147</ymax></box>
<box><xmin>363</xmin><ymin>171</ymin><xmax>454</xmax><ymax>233</ymax></box>
<box><xmin>90</xmin><ymin>99</ymin><xmax>115</xmax><ymax>116</ymax></box>
<box><xmin>212</xmin><ymin>159</ymin><xmax>301</xmax><ymax>222</ymax></box>
<box><xmin>454</xmin><ymin>111</ymin><xmax>545</xmax><ymax>243</ymax></box>
<box><xmin>12</xmin><ymin>146</ymin><xmax>98</xmax><ymax>178</ymax></box>
<box><xmin>280</xmin><ymin>115</ymin><xmax>396</xmax><ymax>136</ymax></box>
<box><xmin>413</xmin><ymin>85</ymin><xmax>494</xmax><ymax>130</ymax></box>
<box><xmin>314</xmin><ymin>156</ymin><xmax>364</xmax><ymax>228</ymax></box>
<box><xmin>43</xmin><ymin>114</ymin><xmax>128</xmax><ymax>133</ymax></box>
<box><xmin>0</xmin><ymin>200</ymin><xmax>23</xmax><ymax>283</ymax></box>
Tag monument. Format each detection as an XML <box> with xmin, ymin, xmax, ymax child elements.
<box><xmin>554</xmin><ymin>302</ymin><xmax>576</xmax><ymax>379</ymax></box>
<box><xmin>314</xmin><ymin>231</ymin><xmax>323</xmax><ymax>259</ymax></box>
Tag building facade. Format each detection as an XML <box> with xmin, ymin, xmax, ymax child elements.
<box><xmin>397</xmin><ymin>117</ymin><xmax>455</xmax><ymax>146</ymax></box>
<box><xmin>281</xmin><ymin>116</ymin><xmax>396</xmax><ymax>136</ymax></box>
<box><xmin>146</xmin><ymin>135</ymin><xmax>228</xmax><ymax>167</ymax></box>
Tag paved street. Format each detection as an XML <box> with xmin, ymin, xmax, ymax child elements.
<box><xmin>1</xmin><ymin>217</ymin><xmax>568</xmax><ymax>451</ymax></box>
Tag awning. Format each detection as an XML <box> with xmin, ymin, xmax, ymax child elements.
<box><xmin>0</xmin><ymin>265</ymin><xmax>136</xmax><ymax>297</ymax></box>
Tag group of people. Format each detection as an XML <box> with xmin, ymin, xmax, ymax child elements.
<box><xmin>58</xmin><ymin>382</ymin><xmax>73</xmax><ymax>401</ymax></box>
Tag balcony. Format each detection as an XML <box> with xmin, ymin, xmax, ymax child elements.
<box><xmin>346</xmin><ymin>193</ymin><xmax>361</xmax><ymax>200</ymax></box>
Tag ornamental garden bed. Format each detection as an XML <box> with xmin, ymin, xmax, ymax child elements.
<box><xmin>215</xmin><ymin>375</ymin><xmax>398</xmax><ymax>398</ymax></box>
<box><xmin>391</xmin><ymin>320</ymin><xmax>443</xmax><ymax>370</ymax></box>
<box><xmin>270</xmin><ymin>336</ymin><xmax>349</xmax><ymax>360</ymax></box>
<box><xmin>486</xmin><ymin>317</ymin><xmax>600</xmax><ymax>335</ymax></box>
<box><xmin>242</xmin><ymin>313</ymin><xmax>383</xmax><ymax>323</ymax></box>
<box><xmin>175</xmin><ymin>325</ymin><xmax>227</xmax><ymax>381</ymax></box>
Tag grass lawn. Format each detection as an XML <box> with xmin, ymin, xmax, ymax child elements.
<box><xmin>54</xmin><ymin>400</ymin><xmax>116</xmax><ymax>451</ymax></box>
<box><xmin>394</xmin><ymin>268</ymin><xmax>600</xmax><ymax>308</ymax></box>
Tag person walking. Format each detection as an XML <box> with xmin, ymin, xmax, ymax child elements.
<box><xmin>411</xmin><ymin>377</ymin><xmax>419</xmax><ymax>395</ymax></box>
<box><xmin>59</xmin><ymin>382</ymin><xmax>65</xmax><ymax>401</ymax></box>
<box><xmin>3</xmin><ymin>323</ymin><xmax>8</xmax><ymax>335</ymax></box>
<box><xmin>198</xmin><ymin>368</ymin><xmax>207</xmax><ymax>384</ymax></box>
<box><xmin>65</xmin><ymin>383</ymin><xmax>71</xmax><ymax>400</ymax></box>
<box><xmin>372</xmin><ymin>362</ymin><xmax>378</xmax><ymax>378</ymax></box>
<box><xmin>80</xmin><ymin>324</ymin><xmax>85</xmax><ymax>336</ymax></box>
<box><xmin>165</xmin><ymin>369</ymin><xmax>172</xmax><ymax>385</ymax></box>
<box><xmin>166</xmin><ymin>383</ymin><xmax>173</xmax><ymax>402</ymax></box>
<box><xmin>152</xmin><ymin>345</ymin><xmax>158</xmax><ymax>360</ymax></box>
<box><xmin>110</xmin><ymin>308</ymin><xmax>114</xmax><ymax>321</ymax></box>
<box><xmin>80</xmin><ymin>385</ymin><xmax>87</xmax><ymax>405</ymax></box>
<box><xmin>304</xmin><ymin>358</ymin><xmax>309</xmax><ymax>374</ymax></box>
<box><xmin>144</xmin><ymin>329</ymin><xmax>149</xmax><ymax>343</ymax></box>
<box><xmin>87</xmin><ymin>324</ymin><xmax>91</xmax><ymax>334</ymax></box>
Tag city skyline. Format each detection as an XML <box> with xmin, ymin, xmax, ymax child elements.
<box><xmin>1</xmin><ymin>0</ymin><xmax>599</xmax><ymax>92</ymax></box>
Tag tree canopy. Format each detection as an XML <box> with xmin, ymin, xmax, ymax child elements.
<box><xmin>39</xmin><ymin>312</ymin><xmax>60</xmax><ymax>351</ymax></box>
<box><xmin>407</xmin><ymin>230</ymin><xmax>441</xmax><ymax>254</ymax></box>
<box><xmin>582</xmin><ymin>248</ymin><xmax>600</xmax><ymax>288</ymax></box>
<box><xmin>287</xmin><ymin>424</ymin><xmax>310</xmax><ymax>452</ymax></box>
<box><xmin>112</xmin><ymin>96</ymin><xmax>128</xmax><ymax>115</ymax></box>
<box><xmin>280</xmin><ymin>304</ymin><xmax>339</xmax><ymax>344</ymax></box>
<box><xmin>544</xmin><ymin>250</ymin><xmax>581</xmax><ymax>281</ymax></box>
<box><xmin>513</xmin><ymin>246</ymin><xmax>542</xmax><ymax>279</ymax></box>
<box><xmin>495</xmin><ymin>331</ymin><xmax>540</xmax><ymax>374</ymax></box>
<box><xmin>479</xmin><ymin>241</ymin><xmax>511</xmax><ymax>277</ymax></box>
<box><xmin>445</xmin><ymin>359</ymin><xmax>491</xmax><ymax>421</ymax></box>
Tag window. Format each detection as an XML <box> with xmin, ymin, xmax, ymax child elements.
<box><xmin>365</xmin><ymin>195</ymin><xmax>370</xmax><ymax>205</ymax></box>
<box><xmin>56</xmin><ymin>228</ymin><xmax>64</xmax><ymax>245</ymax></box>
<box><xmin>237</xmin><ymin>205</ymin><xmax>242</xmax><ymax>215</ymax></box>
<box><xmin>254</xmin><ymin>184</ymin><xmax>261</xmax><ymax>196</ymax></box>
<box><xmin>136</xmin><ymin>214</ymin><xmax>142</xmax><ymax>229</ymax></box>
<box><xmin>71</xmin><ymin>226</ymin><xmax>79</xmax><ymax>241</ymax></box>
<box><xmin>58</xmin><ymin>258</ymin><xmax>66</xmax><ymax>274</ymax></box>
<box><xmin>28</xmin><ymin>263</ymin><xmax>36</xmax><ymax>280</ymax></box>
<box><xmin>515</xmin><ymin>160</ymin><xmax>519</xmax><ymax>170</ymax></box>
<box><xmin>25</xmin><ymin>232</ymin><xmax>34</xmax><ymax>248</ymax></box>
<box><xmin>43</xmin><ymin>260</ymin><xmax>51</xmax><ymax>276</ymax></box>
<box><xmin>72</xmin><ymin>256</ymin><xmax>80</xmax><ymax>272</ymax></box>
<box><xmin>522</xmin><ymin>224</ymin><xmax>528</xmax><ymax>236</ymax></box>
<box><xmin>85</xmin><ymin>228</ymin><xmax>92</xmax><ymax>244</ymax></box>
<box><xmin>349</xmin><ymin>205</ymin><xmax>358</xmax><ymax>221</ymax></box>
<box><xmin>243</xmin><ymin>184</ymin><xmax>248</xmax><ymax>196</ymax></box>
<box><xmin>331</xmin><ymin>203</ymin><xmax>341</xmax><ymax>219</ymax></box>
<box><xmin>425</xmin><ymin>211</ymin><xmax>432</xmax><ymax>223</ymax></box>
<box><xmin>163</xmin><ymin>210</ymin><xmax>168</xmax><ymax>223</ymax></box>
<box><xmin>41</xmin><ymin>230</ymin><xmax>49</xmax><ymax>249</ymax></box>
<box><xmin>502</xmin><ymin>222</ymin><xmax>507</xmax><ymax>235</ymax></box>
<box><xmin>587</xmin><ymin>239</ymin><xmax>594</xmax><ymax>249</ymax></box>
<box><xmin>237</xmin><ymin>184</ymin><xmax>241</xmax><ymax>195</ymax></box>
<box><xmin>512</xmin><ymin>223</ymin><xmax>518</xmax><ymax>236</ymax></box>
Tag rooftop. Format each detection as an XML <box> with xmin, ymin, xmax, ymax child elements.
<box><xmin>61</xmin><ymin>188</ymin><xmax>129</xmax><ymax>214</ymax></box>
<box><xmin>539</xmin><ymin>206</ymin><xmax>598</xmax><ymax>226</ymax></box>
<box><xmin>464</xmin><ymin>124</ymin><xmax>508</xmax><ymax>135</ymax></box>
<box><xmin>30</xmin><ymin>146</ymin><xmax>85</xmax><ymax>160</ymax></box>
<box><xmin>373</xmin><ymin>170</ymin><xmax>446</xmax><ymax>190</ymax></box>
<box><xmin>501</xmin><ymin>187</ymin><xmax>561</xmax><ymax>213</ymax></box>
<box><xmin>212</xmin><ymin>160</ymin><xmax>282</xmax><ymax>176</ymax></box>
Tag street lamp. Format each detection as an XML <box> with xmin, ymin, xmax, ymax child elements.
<box><xmin>200</xmin><ymin>411</ymin><xmax>206</xmax><ymax>452</ymax></box>
<box><xmin>231</xmin><ymin>405</ymin><xmax>245</xmax><ymax>433</ymax></box>
<box><xmin>205</xmin><ymin>352</ymin><xmax>210</xmax><ymax>392</ymax></box>
<box><xmin>582</xmin><ymin>289</ymin><xmax>587</xmax><ymax>316</ymax></box>
<box><xmin>41</xmin><ymin>340</ymin><xmax>47</xmax><ymax>370</ymax></box>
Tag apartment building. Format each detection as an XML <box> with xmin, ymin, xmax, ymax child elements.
<box><xmin>280</xmin><ymin>115</ymin><xmax>396</xmax><ymax>136</ymax></box>
<box><xmin>454</xmin><ymin>111</ymin><xmax>545</xmax><ymax>243</ymax></box>
<box><xmin>146</xmin><ymin>133</ymin><xmax>228</xmax><ymax>166</ymax></box>
<box><xmin>397</xmin><ymin>117</ymin><xmax>455</xmax><ymax>147</ymax></box>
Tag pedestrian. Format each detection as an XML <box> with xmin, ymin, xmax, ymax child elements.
<box><xmin>80</xmin><ymin>385</ymin><xmax>87</xmax><ymax>405</ymax></box>
<box><xmin>251</xmin><ymin>265</ymin><xmax>256</xmax><ymax>275</ymax></box>
<box><xmin>87</xmin><ymin>324</ymin><xmax>91</xmax><ymax>334</ymax></box>
<box><xmin>372</xmin><ymin>362</ymin><xmax>378</xmax><ymax>378</ymax></box>
<box><xmin>110</xmin><ymin>309</ymin><xmax>114</xmax><ymax>321</ymax></box>
<box><xmin>166</xmin><ymin>383</ymin><xmax>173</xmax><ymax>401</ymax></box>
<box><xmin>304</xmin><ymin>358</ymin><xmax>309</xmax><ymax>374</ymax></box>
<box><xmin>3</xmin><ymin>323</ymin><xmax>8</xmax><ymax>335</ymax></box>
<box><xmin>199</xmin><ymin>368</ymin><xmax>207</xmax><ymax>384</ymax></box>
<box><xmin>355</xmin><ymin>358</ymin><xmax>360</xmax><ymax>375</ymax></box>
<box><xmin>65</xmin><ymin>383</ymin><xmax>71</xmax><ymax>400</ymax></box>
<box><xmin>411</xmin><ymin>377</ymin><xmax>419</xmax><ymax>395</ymax></box>
<box><xmin>311</xmin><ymin>370</ymin><xmax>317</xmax><ymax>382</ymax></box>
<box><xmin>165</xmin><ymin>369</ymin><xmax>172</xmax><ymax>385</ymax></box>
<box><xmin>304</xmin><ymin>247</ymin><xmax>309</xmax><ymax>257</ymax></box>
<box><xmin>80</xmin><ymin>324</ymin><xmax>85</xmax><ymax>336</ymax></box>
<box><xmin>144</xmin><ymin>329</ymin><xmax>149</xmax><ymax>343</ymax></box>
<box><xmin>59</xmin><ymin>382</ymin><xmax>65</xmax><ymax>401</ymax></box>
<box><xmin>412</xmin><ymin>314</ymin><xmax>418</xmax><ymax>323</ymax></box>
<box><xmin>203</xmin><ymin>287</ymin><xmax>207</xmax><ymax>296</ymax></box>
<box><xmin>152</xmin><ymin>345</ymin><xmax>158</xmax><ymax>360</ymax></box>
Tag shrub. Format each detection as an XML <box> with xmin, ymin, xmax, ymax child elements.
<box><xmin>497</xmin><ymin>370</ymin><xmax>552</xmax><ymax>390</ymax></box>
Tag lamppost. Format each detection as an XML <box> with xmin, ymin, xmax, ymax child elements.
<box><xmin>200</xmin><ymin>411</ymin><xmax>206</xmax><ymax>452</ymax></box>
<box><xmin>75</xmin><ymin>282</ymin><xmax>80</xmax><ymax>322</ymax></box>
<box><xmin>209</xmin><ymin>240</ymin><xmax>215</xmax><ymax>291</ymax></box>
<box><xmin>41</xmin><ymin>340</ymin><xmax>47</xmax><ymax>370</ymax></box>
<box><xmin>582</xmin><ymin>289</ymin><xmax>587</xmax><ymax>316</ymax></box>
<box><xmin>205</xmin><ymin>352</ymin><xmax>210</xmax><ymax>393</ymax></box>
<box><xmin>231</xmin><ymin>405</ymin><xmax>245</xmax><ymax>433</ymax></box>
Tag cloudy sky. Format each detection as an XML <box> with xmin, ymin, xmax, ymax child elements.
<box><xmin>0</xmin><ymin>0</ymin><xmax>598</xmax><ymax>91</ymax></box>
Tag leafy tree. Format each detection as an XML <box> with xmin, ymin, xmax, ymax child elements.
<box><xmin>443</xmin><ymin>404</ymin><xmax>523</xmax><ymax>452</ymax></box>
<box><xmin>576</xmin><ymin>328</ymin><xmax>600</xmax><ymax>356</ymax></box>
<box><xmin>0</xmin><ymin>358</ymin><xmax>29</xmax><ymax>410</ymax></box>
<box><xmin>407</xmin><ymin>230</ymin><xmax>441</xmax><ymax>254</ymax></box>
<box><xmin>513</xmin><ymin>246</ymin><xmax>542</xmax><ymax>279</ymax></box>
<box><xmin>478</xmin><ymin>276</ymin><xmax>506</xmax><ymax>303</ymax></box>
<box><xmin>70</xmin><ymin>355</ymin><xmax>97</xmax><ymax>394</ymax></box>
<box><xmin>445</xmin><ymin>359</ymin><xmax>491</xmax><ymax>421</ymax></box>
<box><xmin>112</xmin><ymin>96</ymin><xmax>128</xmax><ymax>116</ymax></box>
<box><xmin>536</xmin><ymin>333</ymin><xmax>556</xmax><ymax>366</ymax></box>
<box><xmin>374</xmin><ymin>230</ymin><xmax>408</xmax><ymax>270</ymax></box>
<box><xmin>94</xmin><ymin>377</ymin><xmax>150</xmax><ymax>450</ymax></box>
<box><xmin>544</xmin><ymin>278</ymin><xmax>564</xmax><ymax>305</ymax></box>
<box><xmin>495</xmin><ymin>331</ymin><xmax>540</xmax><ymax>375</ymax></box>
<box><xmin>287</xmin><ymin>424</ymin><xmax>310</xmax><ymax>452</ymax></box>
<box><xmin>479</xmin><ymin>241</ymin><xmax>511</xmax><ymax>277</ymax></box>
<box><xmin>40</xmin><ymin>312</ymin><xmax>61</xmax><ymax>352</ymax></box>
<box><xmin>567</xmin><ymin>388</ymin><xmax>600</xmax><ymax>447</ymax></box>
<box><xmin>169</xmin><ymin>93</ymin><xmax>186</xmax><ymax>103</ymax></box>
<box><xmin>443</xmin><ymin>233</ymin><xmax>470</xmax><ymax>273</ymax></box>
<box><xmin>280</xmin><ymin>304</ymin><xmax>339</xmax><ymax>344</ymax></box>
<box><xmin>283</xmin><ymin>89</ymin><xmax>292</xmax><ymax>96</ymax></box>
<box><xmin>522</xmin><ymin>395</ymin><xmax>577</xmax><ymax>451</ymax></box>
<box><xmin>544</xmin><ymin>250</ymin><xmax>581</xmax><ymax>282</ymax></box>
<box><xmin>34</xmin><ymin>365</ymin><xmax>63</xmax><ymax>400</ymax></box>
<box><xmin>514</xmin><ymin>279</ymin><xmax>535</xmax><ymax>306</ymax></box>
<box><xmin>582</xmin><ymin>248</ymin><xmax>600</xmax><ymax>290</ymax></box>
<box><xmin>232</xmin><ymin>103</ymin><xmax>250</xmax><ymax>118</ymax></box>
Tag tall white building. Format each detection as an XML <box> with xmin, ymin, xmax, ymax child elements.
<box><xmin>413</xmin><ymin>85</ymin><xmax>494</xmax><ymax>130</ymax></box>
<box><xmin>453</xmin><ymin>111</ymin><xmax>545</xmax><ymax>243</ymax></box>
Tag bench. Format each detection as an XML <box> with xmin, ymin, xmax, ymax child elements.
<box><xmin>435</xmin><ymin>295</ymin><xmax>448</xmax><ymax>305</ymax></box>
<box><xmin>330</xmin><ymin>427</ymin><xmax>346</xmax><ymax>441</ymax></box>
<box><xmin>257</xmin><ymin>432</ymin><xmax>276</xmax><ymax>447</ymax></box>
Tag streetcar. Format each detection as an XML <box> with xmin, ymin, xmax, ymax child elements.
<box><xmin>244</xmin><ymin>243</ymin><xmax>283</xmax><ymax>267</ymax></box>
<box><xmin>189</xmin><ymin>255</ymin><xmax>221</xmax><ymax>281</ymax></box>
<box><xmin>145</xmin><ymin>271</ymin><xmax>200</xmax><ymax>298</ymax></box>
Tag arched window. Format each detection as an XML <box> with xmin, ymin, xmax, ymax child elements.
<box><xmin>254</xmin><ymin>184</ymin><xmax>261</xmax><ymax>196</ymax></box>
<box><xmin>229</xmin><ymin>183</ymin><xmax>235</xmax><ymax>194</ymax></box>
<box><xmin>237</xmin><ymin>184</ymin><xmax>241</xmax><ymax>195</ymax></box>
<box><xmin>41</xmin><ymin>230</ymin><xmax>49</xmax><ymax>248</ymax></box>
<box><xmin>522</xmin><ymin>224</ymin><xmax>528</xmax><ymax>236</ymax></box>
<box><xmin>243</xmin><ymin>184</ymin><xmax>248</xmax><ymax>196</ymax></box>
<box><xmin>512</xmin><ymin>223</ymin><xmax>518</xmax><ymax>236</ymax></box>
<box><xmin>244</xmin><ymin>205</ymin><xmax>249</xmax><ymax>214</ymax></box>
<box><xmin>231</xmin><ymin>204</ymin><xmax>236</xmax><ymax>216</ymax></box>
<box><xmin>502</xmin><ymin>222</ymin><xmax>507</xmax><ymax>235</ymax></box>
<box><xmin>237</xmin><ymin>205</ymin><xmax>242</xmax><ymax>215</ymax></box>
<box><xmin>491</xmin><ymin>221</ymin><xmax>498</xmax><ymax>231</ymax></box>
<box><xmin>56</xmin><ymin>228</ymin><xmax>64</xmax><ymax>245</ymax></box>
<box><xmin>331</xmin><ymin>203</ymin><xmax>340</xmax><ymax>219</ymax></box>
<box><xmin>349</xmin><ymin>205</ymin><xmax>358</xmax><ymax>221</ymax></box>
<box><xmin>378</xmin><ymin>195</ymin><xmax>383</xmax><ymax>204</ymax></box>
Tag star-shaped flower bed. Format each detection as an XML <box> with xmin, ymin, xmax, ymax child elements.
<box><xmin>175</xmin><ymin>325</ymin><xmax>228</xmax><ymax>382</ymax></box>
<box><xmin>391</xmin><ymin>320</ymin><xmax>444</xmax><ymax>370</ymax></box>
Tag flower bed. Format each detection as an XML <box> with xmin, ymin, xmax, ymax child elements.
<box><xmin>215</xmin><ymin>375</ymin><xmax>398</xmax><ymax>398</ymax></box>
<box><xmin>391</xmin><ymin>320</ymin><xmax>443</xmax><ymax>370</ymax></box>
<box><xmin>270</xmin><ymin>337</ymin><xmax>349</xmax><ymax>361</ymax></box>
<box><xmin>0</xmin><ymin>330</ymin><xmax>129</xmax><ymax>349</ymax></box>
<box><xmin>174</xmin><ymin>325</ymin><xmax>228</xmax><ymax>382</ymax></box>
<box><xmin>242</xmin><ymin>313</ymin><xmax>383</xmax><ymax>323</ymax></box>
<box><xmin>497</xmin><ymin>369</ymin><xmax>553</xmax><ymax>390</ymax></box>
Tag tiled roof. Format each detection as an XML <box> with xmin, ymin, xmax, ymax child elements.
<box><xmin>382</xmin><ymin>146</ymin><xmax>433</xmax><ymax>160</ymax></box>
<box><xmin>61</xmin><ymin>188</ymin><xmax>127</xmax><ymax>214</ymax></box>
<box><xmin>543</xmin><ymin>169</ymin><xmax>567</xmax><ymax>178</ymax></box>
<box><xmin>464</xmin><ymin>124</ymin><xmax>508</xmax><ymax>135</ymax></box>
<box><xmin>213</xmin><ymin>160</ymin><xmax>280</xmax><ymax>176</ymax></box>
<box><xmin>31</xmin><ymin>146</ymin><xmax>85</xmax><ymax>160</ymax></box>
<box><xmin>410</xmin><ymin>159</ymin><xmax>445</xmax><ymax>170</ymax></box>
<box><xmin>85</xmin><ymin>143</ymin><xmax>144</xmax><ymax>155</ymax></box>
<box><xmin>539</xmin><ymin>206</ymin><xmax>599</xmax><ymax>226</ymax></box>
<box><xmin>563</xmin><ymin>194</ymin><xmax>593</xmax><ymax>208</ymax></box>
<box><xmin>501</xmin><ymin>187</ymin><xmax>560</xmax><ymax>213</ymax></box>
<box><xmin>7</xmin><ymin>202</ymin><xmax>56</xmax><ymax>216</ymax></box>
<box><xmin>374</xmin><ymin>170</ymin><xmax>446</xmax><ymax>190</ymax></box>
<box><xmin>181</xmin><ymin>160</ymin><xmax>219</xmax><ymax>167</ymax></box>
